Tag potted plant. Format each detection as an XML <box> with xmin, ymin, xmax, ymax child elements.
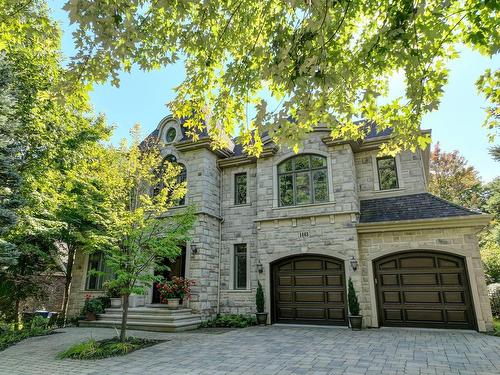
<box><xmin>104</xmin><ymin>281</ymin><xmax>122</xmax><ymax>308</ymax></box>
<box><xmin>255</xmin><ymin>281</ymin><xmax>268</xmax><ymax>325</ymax></box>
<box><xmin>158</xmin><ymin>276</ymin><xmax>195</xmax><ymax>309</ymax></box>
<box><xmin>348</xmin><ymin>278</ymin><xmax>362</xmax><ymax>330</ymax></box>
<box><xmin>82</xmin><ymin>294</ymin><xmax>104</xmax><ymax>321</ymax></box>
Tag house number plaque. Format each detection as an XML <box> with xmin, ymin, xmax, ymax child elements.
<box><xmin>299</xmin><ymin>231</ymin><xmax>309</xmax><ymax>238</ymax></box>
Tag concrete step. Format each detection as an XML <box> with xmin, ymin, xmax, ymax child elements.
<box><xmin>97</xmin><ymin>313</ymin><xmax>202</xmax><ymax>323</ymax></box>
<box><xmin>80</xmin><ymin>318</ymin><xmax>201</xmax><ymax>332</ymax></box>
<box><xmin>104</xmin><ymin>307</ymin><xmax>192</xmax><ymax>316</ymax></box>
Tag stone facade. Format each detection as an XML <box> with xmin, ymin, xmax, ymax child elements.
<box><xmin>67</xmin><ymin>116</ymin><xmax>493</xmax><ymax>331</ymax></box>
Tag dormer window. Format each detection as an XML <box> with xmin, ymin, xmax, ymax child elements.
<box><xmin>277</xmin><ymin>154</ymin><xmax>328</xmax><ymax>207</ymax></box>
<box><xmin>376</xmin><ymin>156</ymin><xmax>399</xmax><ymax>190</ymax></box>
<box><xmin>165</xmin><ymin>127</ymin><xmax>177</xmax><ymax>143</ymax></box>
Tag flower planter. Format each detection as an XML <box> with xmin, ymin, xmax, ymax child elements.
<box><xmin>110</xmin><ymin>298</ymin><xmax>121</xmax><ymax>308</ymax></box>
<box><xmin>348</xmin><ymin>315</ymin><xmax>363</xmax><ymax>330</ymax></box>
<box><xmin>166</xmin><ymin>298</ymin><xmax>180</xmax><ymax>309</ymax></box>
<box><xmin>256</xmin><ymin>312</ymin><xmax>268</xmax><ymax>325</ymax></box>
<box><xmin>85</xmin><ymin>312</ymin><xmax>97</xmax><ymax>321</ymax></box>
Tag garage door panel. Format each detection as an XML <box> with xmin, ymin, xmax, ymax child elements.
<box><xmin>440</xmin><ymin>273</ymin><xmax>462</xmax><ymax>285</ymax></box>
<box><xmin>375</xmin><ymin>251</ymin><xmax>475</xmax><ymax>330</ymax></box>
<box><xmin>327</xmin><ymin>291</ymin><xmax>344</xmax><ymax>302</ymax></box>
<box><xmin>401</xmin><ymin>273</ymin><xmax>438</xmax><ymax>285</ymax></box>
<box><xmin>380</xmin><ymin>274</ymin><xmax>399</xmax><ymax>286</ymax></box>
<box><xmin>295</xmin><ymin>291</ymin><xmax>324</xmax><ymax>302</ymax></box>
<box><xmin>326</xmin><ymin>275</ymin><xmax>342</xmax><ymax>286</ymax></box>
<box><xmin>295</xmin><ymin>275</ymin><xmax>323</xmax><ymax>286</ymax></box>
<box><xmin>403</xmin><ymin>291</ymin><xmax>441</xmax><ymax>303</ymax></box>
<box><xmin>443</xmin><ymin>291</ymin><xmax>465</xmax><ymax>304</ymax></box>
<box><xmin>328</xmin><ymin>308</ymin><xmax>346</xmax><ymax>320</ymax></box>
<box><xmin>294</xmin><ymin>260</ymin><xmax>323</xmax><ymax>270</ymax></box>
<box><xmin>405</xmin><ymin>309</ymin><xmax>444</xmax><ymax>322</ymax></box>
<box><xmin>400</xmin><ymin>257</ymin><xmax>435</xmax><ymax>269</ymax></box>
<box><xmin>279</xmin><ymin>276</ymin><xmax>292</xmax><ymax>286</ymax></box>
<box><xmin>382</xmin><ymin>291</ymin><xmax>401</xmax><ymax>303</ymax></box>
<box><xmin>273</xmin><ymin>255</ymin><xmax>347</xmax><ymax>326</ymax></box>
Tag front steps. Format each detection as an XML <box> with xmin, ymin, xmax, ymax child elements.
<box><xmin>79</xmin><ymin>304</ymin><xmax>202</xmax><ymax>332</ymax></box>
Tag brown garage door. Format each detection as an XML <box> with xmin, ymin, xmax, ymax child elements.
<box><xmin>272</xmin><ymin>255</ymin><xmax>347</xmax><ymax>325</ymax></box>
<box><xmin>374</xmin><ymin>251</ymin><xmax>475</xmax><ymax>329</ymax></box>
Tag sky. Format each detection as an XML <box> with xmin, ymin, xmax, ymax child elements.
<box><xmin>48</xmin><ymin>2</ymin><xmax>499</xmax><ymax>182</ymax></box>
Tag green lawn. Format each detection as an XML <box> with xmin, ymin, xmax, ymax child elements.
<box><xmin>494</xmin><ymin>319</ymin><xmax>500</xmax><ymax>333</ymax></box>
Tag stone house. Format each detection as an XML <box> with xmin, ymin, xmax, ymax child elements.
<box><xmin>68</xmin><ymin>115</ymin><xmax>494</xmax><ymax>331</ymax></box>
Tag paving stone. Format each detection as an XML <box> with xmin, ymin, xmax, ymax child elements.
<box><xmin>0</xmin><ymin>326</ymin><xmax>499</xmax><ymax>374</ymax></box>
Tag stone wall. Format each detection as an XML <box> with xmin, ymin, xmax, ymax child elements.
<box><xmin>358</xmin><ymin>226</ymin><xmax>494</xmax><ymax>331</ymax></box>
<box><xmin>355</xmin><ymin>149</ymin><xmax>427</xmax><ymax>200</ymax></box>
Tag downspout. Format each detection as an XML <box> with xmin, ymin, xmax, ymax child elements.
<box><xmin>216</xmin><ymin>164</ymin><xmax>224</xmax><ymax>315</ymax></box>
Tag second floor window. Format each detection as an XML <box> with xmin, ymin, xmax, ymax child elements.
<box><xmin>277</xmin><ymin>154</ymin><xmax>329</xmax><ymax>206</ymax></box>
<box><xmin>377</xmin><ymin>156</ymin><xmax>399</xmax><ymax>190</ymax></box>
<box><xmin>233</xmin><ymin>244</ymin><xmax>247</xmax><ymax>290</ymax></box>
<box><xmin>234</xmin><ymin>172</ymin><xmax>247</xmax><ymax>205</ymax></box>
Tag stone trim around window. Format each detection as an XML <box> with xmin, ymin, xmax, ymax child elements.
<box><xmin>272</xmin><ymin>150</ymin><xmax>335</xmax><ymax>208</ymax></box>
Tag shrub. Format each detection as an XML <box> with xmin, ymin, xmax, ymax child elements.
<box><xmin>81</xmin><ymin>295</ymin><xmax>104</xmax><ymax>315</ymax></box>
<box><xmin>0</xmin><ymin>317</ymin><xmax>54</xmax><ymax>351</ymax></box>
<box><xmin>103</xmin><ymin>281</ymin><xmax>121</xmax><ymax>298</ymax></box>
<box><xmin>255</xmin><ymin>281</ymin><xmax>265</xmax><ymax>313</ymax></box>
<box><xmin>348</xmin><ymin>278</ymin><xmax>360</xmax><ymax>316</ymax></box>
<box><xmin>58</xmin><ymin>337</ymin><xmax>160</xmax><ymax>360</ymax></box>
<box><xmin>199</xmin><ymin>314</ymin><xmax>257</xmax><ymax>328</ymax></box>
<box><xmin>488</xmin><ymin>283</ymin><xmax>500</xmax><ymax>319</ymax></box>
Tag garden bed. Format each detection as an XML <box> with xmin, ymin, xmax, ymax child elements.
<box><xmin>0</xmin><ymin>317</ymin><xmax>55</xmax><ymax>352</ymax></box>
<box><xmin>58</xmin><ymin>337</ymin><xmax>164</xmax><ymax>360</ymax></box>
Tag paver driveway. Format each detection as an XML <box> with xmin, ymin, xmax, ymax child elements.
<box><xmin>0</xmin><ymin>325</ymin><xmax>499</xmax><ymax>375</ymax></box>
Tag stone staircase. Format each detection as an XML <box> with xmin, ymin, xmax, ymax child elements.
<box><xmin>80</xmin><ymin>304</ymin><xmax>202</xmax><ymax>332</ymax></box>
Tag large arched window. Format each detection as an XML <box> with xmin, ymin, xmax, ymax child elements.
<box><xmin>154</xmin><ymin>155</ymin><xmax>187</xmax><ymax>205</ymax></box>
<box><xmin>277</xmin><ymin>154</ymin><xmax>328</xmax><ymax>206</ymax></box>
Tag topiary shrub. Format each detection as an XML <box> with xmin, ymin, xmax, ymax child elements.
<box><xmin>348</xmin><ymin>278</ymin><xmax>360</xmax><ymax>316</ymax></box>
<box><xmin>256</xmin><ymin>281</ymin><xmax>265</xmax><ymax>313</ymax></box>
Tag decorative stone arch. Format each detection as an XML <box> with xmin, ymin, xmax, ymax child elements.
<box><xmin>157</xmin><ymin>115</ymin><xmax>182</xmax><ymax>144</ymax></box>
<box><xmin>272</xmin><ymin>149</ymin><xmax>335</xmax><ymax>207</ymax></box>
<box><xmin>366</xmin><ymin>247</ymin><xmax>486</xmax><ymax>331</ymax></box>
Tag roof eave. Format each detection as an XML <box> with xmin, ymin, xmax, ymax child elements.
<box><xmin>357</xmin><ymin>214</ymin><xmax>492</xmax><ymax>233</ymax></box>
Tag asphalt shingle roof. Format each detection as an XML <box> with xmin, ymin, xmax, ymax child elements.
<box><xmin>359</xmin><ymin>193</ymin><xmax>481</xmax><ymax>223</ymax></box>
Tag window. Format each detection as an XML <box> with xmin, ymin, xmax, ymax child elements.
<box><xmin>85</xmin><ymin>252</ymin><xmax>110</xmax><ymax>290</ymax></box>
<box><xmin>154</xmin><ymin>155</ymin><xmax>187</xmax><ymax>205</ymax></box>
<box><xmin>377</xmin><ymin>156</ymin><xmax>399</xmax><ymax>190</ymax></box>
<box><xmin>277</xmin><ymin>154</ymin><xmax>329</xmax><ymax>206</ymax></box>
<box><xmin>233</xmin><ymin>244</ymin><xmax>247</xmax><ymax>290</ymax></box>
<box><xmin>165</xmin><ymin>127</ymin><xmax>176</xmax><ymax>143</ymax></box>
<box><xmin>234</xmin><ymin>173</ymin><xmax>247</xmax><ymax>205</ymax></box>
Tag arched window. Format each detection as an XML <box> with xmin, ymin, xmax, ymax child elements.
<box><xmin>154</xmin><ymin>155</ymin><xmax>187</xmax><ymax>205</ymax></box>
<box><xmin>277</xmin><ymin>154</ymin><xmax>328</xmax><ymax>206</ymax></box>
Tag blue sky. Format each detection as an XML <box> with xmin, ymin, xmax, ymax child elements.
<box><xmin>48</xmin><ymin>2</ymin><xmax>499</xmax><ymax>182</ymax></box>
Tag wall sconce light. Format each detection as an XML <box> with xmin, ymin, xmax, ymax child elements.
<box><xmin>349</xmin><ymin>256</ymin><xmax>358</xmax><ymax>271</ymax></box>
<box><xmin>256</xmin><ymin>260</ymin><xmax>263</xmax><ymax>273</ymax></box>
<box><xmin>191</xmin><ymin>244</ymin><xmax>198</xmax><ymax>256</ymax></box>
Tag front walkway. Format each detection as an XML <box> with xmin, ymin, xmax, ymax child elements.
<box><xmin>0</xmin><ymin>325</ymin><xmax>499</xmax><ymax>374</ymax></box>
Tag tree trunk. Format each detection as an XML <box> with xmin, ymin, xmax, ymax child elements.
<box><xmin>60</xmin><ymin>244</ymin><xmax>76</xmax><ymax>325</ymax></box>
<box><xmin>14</xmin><ymin>298</ymin><xmax>20</xmax><ymax>330</ymax></box>
<box><xmin>120</xmin><ymin>293</ymin><xmax>130</xmax><ymax>342</ymax></box>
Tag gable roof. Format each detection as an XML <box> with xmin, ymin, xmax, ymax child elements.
<box><xmin>359</xmin><ymin>193</ymin><xmax>481</xmax><ymax>223</ymax></box>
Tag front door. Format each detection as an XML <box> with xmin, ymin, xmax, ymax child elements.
<box><xmin>152</xmin><ymin>246</ymin><xmax>186</xmax><ymax>304</ymax></box>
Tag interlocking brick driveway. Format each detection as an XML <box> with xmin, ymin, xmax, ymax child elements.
<box><xmin>0</xmin><ymin>325</ymin><xmax>499</xmax><ymax>375</ymax></box>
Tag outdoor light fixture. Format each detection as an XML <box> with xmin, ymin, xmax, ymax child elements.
<box><xmin>191</xmin><ymin>244</ymin><xmax>198</xmax><ymax>255</ymax></box>
<box><xmin>349</xmin><ymin>256</ymin><xmax>358</xmax><ymax>271</ymax></box>
<box><xmin>256</xmin><ymin>260</ymin><xmax>264</xmax><ymax>273</ymax></box>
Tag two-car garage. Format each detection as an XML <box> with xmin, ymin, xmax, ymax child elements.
<box><xmin>271</xmin><ymin>251</ymin><xmax>476</xmax><ymax>330</ymax></box>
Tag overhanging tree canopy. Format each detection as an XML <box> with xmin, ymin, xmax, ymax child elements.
<box><xmin>64</xmin><ymin>0</ymin><xmax>499</xmax><ymax>155</ymax></box>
